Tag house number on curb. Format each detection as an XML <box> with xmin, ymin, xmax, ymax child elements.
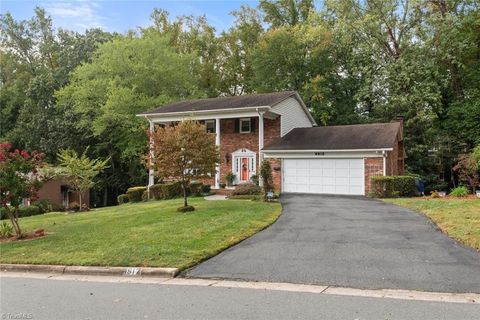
<box><xmin>125</xmin><ymin>267</ymin><xmax>141</xmax><ymax>276</ymax></box>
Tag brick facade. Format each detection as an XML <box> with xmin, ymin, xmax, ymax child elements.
<box><xmin>364</xmin><ymin>158</ymin><xmax>384</xmax><ymax>195</ymax></box>
<box><xmin>267</xmin><ymin>158</ymin><xmax>282</xmax><ymax>192</ymax></box>
<box><xmin>37</xmin><ymin>179</ymin><xmax>90</xmax><ymax>209</ymax></box>
<box><xmin>218</xmin><ymin>117</ymin><xmax>281</xmax><ymax>185</ymax></box>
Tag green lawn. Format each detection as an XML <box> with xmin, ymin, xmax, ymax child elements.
<box><xmin>384</xmin><ymin>197</ymin><xmax>480</xmax><ymax>250</ymax></box>
<box><xmin>0</xmin><ymin>198</ymin><xmax>281</xmax><ymax>269</ymax></box>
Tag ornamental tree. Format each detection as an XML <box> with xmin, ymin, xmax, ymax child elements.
<box><xmin>56</xmin><ymin>149</ymin><xmax>110</xmax><ymax>210</ymax></box>
<box><xmin>453</xmin><ymin>146</ymin><xmax>480</xmax><ymax>193</ymax></box>
<box><xmin>147</xmin><ymin>120</ymin><xmax>219</xmax><ymax>210</ymax></box>
<box><xmin>0</xmin><ymin>142</ymin><xmax>45</xmax><ymax>238</ymax></box>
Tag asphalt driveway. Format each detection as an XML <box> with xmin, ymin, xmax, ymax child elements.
<box><xmin>186</xmin><ymin>194</ymin><xmax>480</xmax><ymax>293</ymax></box>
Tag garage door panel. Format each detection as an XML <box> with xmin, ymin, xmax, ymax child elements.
<box><xmin>283</xmin><ymin>159</ymin><xmax>364</xmax><ymax>195</ymax></box>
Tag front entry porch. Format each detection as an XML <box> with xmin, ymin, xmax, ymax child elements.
<box><xmin>231</xmin><ymin>148</ymin><xmax>256</xmax><ymax>185</ymax></box>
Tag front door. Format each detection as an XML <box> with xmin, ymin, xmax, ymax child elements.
<box><xmin>241</xmin><ymin>158</ymin><xmax>249</xmax><ymax>181</ymax></box>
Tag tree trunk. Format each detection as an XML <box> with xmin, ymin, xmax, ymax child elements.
<box><xmin>183</xmin><ymin>181</ymin><xmax>188</xmax><ymax>207</ymax></box>
<box><xmin>5</xmin><ymin>206</ymin><xmax>22</xmax><ymax>238</ymax></box>
<box><xmin>79</xmin><ymin>192</ymin><xmax>83</xmax><ymax>211</ymax></box>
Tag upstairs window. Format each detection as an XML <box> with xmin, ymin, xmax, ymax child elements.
<box><xmin>205</xmin><ymin>120</ymin><xmax>215</xmax><ymax>133</ymax></box>
<box><xmin>239</xmin><ymin>118</ymin><xmax>251</xmax><ymax>133</ymax></box>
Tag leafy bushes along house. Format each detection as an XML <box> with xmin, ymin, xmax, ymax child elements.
<box><xmin>138</xmin><ymin>91</ymin><xmax>405</xmax><ymax>196</ymax></box>
<box><xmin>370</xmin><ymin>176</ymin><xmax>416</xmax><ymax>198</ymax></box>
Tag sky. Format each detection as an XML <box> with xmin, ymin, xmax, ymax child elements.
<box><xmin>0</xmin><ymin>0</ymin><xmax>261</xmax><ymax>33</ymax></box>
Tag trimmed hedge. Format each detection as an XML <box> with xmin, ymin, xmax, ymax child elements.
<box><xmin>126</xmin><ymin>186</ymin><xmax>147</xmax><ymax>202</ymax></box>
<box><xmin>189</xmin><ymin>182</ymin><xmax>203</xmax><ymax>196</ymax></box>
<box><xmin>149</xmin><ymin>182</ymin><xmax>184</xmax><ymax>200</ymax></box>
<box><xmin>231</xmin><ymin>183</ymin><xmax>262</xmax><ymax>196</ymax></box>
<box><xmin>0</xmin><ymin>205</ymin><xmax>43</xmax><ymax>220</ymax></box>
<box><xmin>371</xmin><ymin>176</ymin><xmax>416</xmax><ymax>198</ymax></box>
<box><xmin>201</xmin><ymin>184</ymin><xmax>211</xmax><ymax>194</ymax></box>
<box><xmin>117</xmin><ymin>194</ymin><xmax>129</xmax><ymax>204</ymax></box>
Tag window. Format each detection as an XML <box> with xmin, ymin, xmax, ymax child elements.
<box><xmin>239</xmin><ymin>118</ymin><xmax>251</xmax><ymax>133</ymax></box>
<box><xmin>205</xmin><ymin>120</ymin><xmax>215</xmax><ymax>133</ymax></box>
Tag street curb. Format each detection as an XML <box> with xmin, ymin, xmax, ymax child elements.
<box><xmin>0</xmin><ymin>264</ymin><xmax>179</xmax><ymax>278</ymax></box>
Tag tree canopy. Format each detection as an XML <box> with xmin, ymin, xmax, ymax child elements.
<box><xmin>1</xmin><ymin>1</ymin><xmax>479</xmax><ymax>204</ymax></box>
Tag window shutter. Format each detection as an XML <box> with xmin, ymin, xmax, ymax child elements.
<box><xmin>234</xmin><ymin>119</ymin><xmax>239</xmax><ymax>133</ymax></box>
<box><xmin>250</xmin><ymin>117</ymin><xmax>256</xmax><ymax>133</ymax></box>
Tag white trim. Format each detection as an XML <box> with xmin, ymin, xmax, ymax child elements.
<box><xmin>263</xmin><ymin>148</ymin><xmax>394</xmax><ymax>153</ymax></box>
<box><xmin>258</xmin><ymin>112</ymin><xmax>265</xmax><ymax>187</ymax></box>
<box><xmin>215</xmin><ymin>118</ymin><xmax>221</xmax><ymax>189</ymax></box>
<box><xmin>138</xmin><ymin>106</ymin><xmax>271</xmax><ymax>119</ymax></box>
<box><xmin>383</xmin><ymin>151</ymin><xmax>387</xmax><ymax>176</ymax></box>
<box><xmin>231</xmin><ymin>148</ymin><xmax>256</xmax><ymax>184</ymax></box>
<box><xmin>239</xmin><ymin>118</ymin><xmax>251</xmax><ymax>133</ymax></box>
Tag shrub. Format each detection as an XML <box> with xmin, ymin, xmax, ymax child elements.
<box><xmin>126</xmin><ymin>186</ymin><xmax>147</xmax><ymax>202</ymax></box>
<box><xmin>201</xmin><ymin>184</ymin><xmax>211</xmax><ymax>194</ymax></box>
<box><xmin>250</xmin><ymin>174</ymin><xmax>259</xmax><ymax>186</ymax></box>
<box><xmin>450</xmin><ymin>186</ymin><xmax>469</xmax><ymax>197</ymax></box>
<box><xmin>260</xmin><ymin>160</ymin><xmax>274</xmax><ymax>193</ymax></box>
<box><xmin>231</xmin><ymin>183</ymin><xmax>262</xmax><ymax>196</ymax></box>
<box><xmin>177</xmin><ymin>205</ymin><xmax>195</xmax><ymax>212</ymax></box>
<box><xmin>189</xmin><ymin>181</ymin><xmax>203</xmax><ymax>196</ymax></box>
<box><xmin>18</xmin><ymin>205</ymin><xmax>42</xmax><ymax>217</ymax></box>
<box><xmin>0</xmin><ymin>221</ymin><xmax>14</xmax><ymax>238</ymax></box>
<box><xmin>142</xmin><ymin>190</ymin><xmax>149</xmax><ymax>201</ymax></box>
<box><xmin>229</xmin><ymin>194</ymin><xmax>261</xmax><ymax>201</ymax></box>
<box><xmin>371</xmin><ymin>176</ymin><xmax>416</xmax><ymax>198</ymax></box>
<box><xmin>117</xmin><ymin>194</ymin><xmax>129</xmax><ymax>205</ymax></box>
<box><xmin>32</xmin><ymin>199</ymin><xmax>55</xmax><ymax>213</ymax></box>
<box><xmin>225</xmin><ymin>172</ymin><xmax>236</xmax><ymax>186</ymax></box>
<box><xmin>148</xmin><ymin>182</ymin><xmax>184</xmax><ymax>200</ymax></box>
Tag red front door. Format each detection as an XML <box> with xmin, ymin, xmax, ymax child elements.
<box><xmin>241</xmin><ymin>157</ymin><xmax>249</xmax><ymax>181</ymax></box>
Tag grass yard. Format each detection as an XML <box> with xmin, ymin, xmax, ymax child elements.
<box><xmin>384</xmin><ymin>197</ymin><xmax>480</xmax><ymax>250</ymax></box>
<box><xmin>0</xmin><ymin>198</ymin><xmax>281</xmax><ymax>269</ymax></box>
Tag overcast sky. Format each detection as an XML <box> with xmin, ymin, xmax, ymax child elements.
<box><xmin>1</xmin><ymin>0</ymin><xmax>260</xmax><ymax>33</ymax></box>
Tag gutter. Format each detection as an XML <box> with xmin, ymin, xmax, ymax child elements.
<box><xmin>136</xmin><ymin>106</ymin><xmax>272</xmax><ymax>119</ymax></box>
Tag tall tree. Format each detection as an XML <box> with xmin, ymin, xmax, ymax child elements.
<box><xmin>259</xmin><ymin>0</ymin><xmax>315</xmax><ymax>27</ymax></box>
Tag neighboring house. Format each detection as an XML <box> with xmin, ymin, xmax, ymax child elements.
<box><xmin>138</xmin><ymin>91</ymin><xmax>405</xmax><ymax>196</ymax></box>
<box><xmin>35</xmin><ymin>179</ymin><xmax>89</xmax><ymax>210</ymax></box>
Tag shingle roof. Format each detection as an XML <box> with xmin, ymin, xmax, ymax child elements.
<box><xmin>263</xmin><ymin>122</ymin><xmax>401</xmax><ymax>151</ymax></box>
<box><xmin>140</xmin><ymin>91</ymin><xmax>297</xmax><ymax>115</ymax></box>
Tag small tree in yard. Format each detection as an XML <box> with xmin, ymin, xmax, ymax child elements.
<box><xmin>147</xmin><ymin>120</ymin><xmax>219</xmax><ymax>211</ymax></box>
<box><xmin>0</xmin><ymin>142</ymin><xmax>44</xmax><ymax>238</ymax></box>
<box><xmin>260</xmin><ymin>160</ymin><xmax>274</xmax><ymax>199</ymax></box>
<box><xmin>56</xmin><ymin>149</ymin><xmax>109</xmax><ymax>211</ymax></box>
<box><xmin>453</xmin><ymin>146</ymin><xmax>480</xmax><ymax>193</ymax></box>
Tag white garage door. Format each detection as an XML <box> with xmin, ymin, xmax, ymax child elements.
<box><xmin>283</xmin><ymin>159</ymin><xmax>365</xmax><ymax>195</ymax></box>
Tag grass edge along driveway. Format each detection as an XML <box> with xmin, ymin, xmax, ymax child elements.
<box><xmin>0</xmin><ymin>198</ymin><xmax>281</xmax><ymax>269</ymax></box>
<box><xmin>383</xmin><ymin>197</ymin><xmax>480</xmax><ymax>251</ymax></box>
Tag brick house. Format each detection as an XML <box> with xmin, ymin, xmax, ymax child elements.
<box><xmin>35</xmin><ymin>179</ymin><xmax>90</xmax><ymax>210</ymax></box>
<box><xmin>138</xmin><ymin>91</ymin><xmax>405</xmax><ymax>196</ymax></box>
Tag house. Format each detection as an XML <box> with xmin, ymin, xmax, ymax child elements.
<box><xmin>138</xmin><ymin>91</ymin><xmax>405</xmax><ymax>196</ymax></box>
<box><xmin>35</xmin><ymin>179</ymin><xmax>89</xmax><ymax>210</ymax></box>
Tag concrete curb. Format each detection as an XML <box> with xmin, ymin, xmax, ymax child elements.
<box><xmin>0</xmin><ymin>264</ymin><xmax>179</xmax><ymax>278</ymax></box>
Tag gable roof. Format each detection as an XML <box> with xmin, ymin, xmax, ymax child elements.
<box><xmin>263</xmin><ymin>122</ymin><xmax>401</xmax><ymax>151</ymax></box>
<box><xmin>139</xmin><ymin>91</ymin><xmax>297</xmax><ymax>115</ymax></box>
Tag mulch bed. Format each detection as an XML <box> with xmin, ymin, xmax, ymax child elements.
<box><xmin>0</xmin><ymin>229</ymin><xmax>46</xmax><ymax>243</ymax></box>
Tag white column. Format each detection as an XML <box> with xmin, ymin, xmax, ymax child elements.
<box><xmin>214</xmin><ymin>118</ymin><xmax>221</xmax><ymax>189</ymax></box>
<box><xmin>148</xmin><ymin>121</ymin><xmax>155</xmax><ymax>187</ymax></box>
<box><xmin>258</xmin><ymin>113</ymin><xmax>264</xmax><ymax>187</ymax></box>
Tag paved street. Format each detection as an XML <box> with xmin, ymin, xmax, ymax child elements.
<box><xmin>1</xmin><ymin>275</ymin><xmax>479</xmax><ymax>320</ymax></box>
<box><xmin>188</xmin><ymin>194</ymin><xmax>480</xmax><ymax>293</ymax></box>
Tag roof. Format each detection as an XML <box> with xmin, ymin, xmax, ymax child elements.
<box><xmin>139</xmin><ymin>91</ymin><xmax>297</xmax><ymax>115</ymax></box>
<box><xmin>263</xmin><ymin>122</ymin><xmax>401</xmax><ymax>151</ymax></box>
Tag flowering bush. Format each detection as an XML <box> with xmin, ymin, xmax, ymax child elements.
<box><xmin>0</xmin><ymin>142</ymin><xmax>45</xmax><ymax>238</ymax></box>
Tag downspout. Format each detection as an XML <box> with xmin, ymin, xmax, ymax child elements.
<box><xmin>256</xmin><ymin>108</ymin><xmax>265</xmax><ymax>187</ymax></box>
<box><xmin>382</xmin><ymin>151</ymin><xmax>387</xmax><ymax>176</ymax></box>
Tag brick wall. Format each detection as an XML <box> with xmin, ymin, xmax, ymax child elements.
<box><xmin>36</xmin><ymin>179</ymin><xmax>89</xmax><ymax>209</ymax></box>
<box><xmin>364</xmin><ymin>158</ymin><xmax>384</xmax><ymax>195</ymax></box>
<box><xmin>218</xmin><ymin>117</ymin><xmax>281</xmax><ymax>184</ymax></box>
<box><xmin>267</xmin><ymin>158</ymin><xmax>282</xmax><ymax>192</ymax></box>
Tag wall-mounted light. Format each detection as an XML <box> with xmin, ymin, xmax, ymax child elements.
<box><xmin>225</xmin><ymin>153</ymin><xmax>230</xmax><ymax>164</ymax></box>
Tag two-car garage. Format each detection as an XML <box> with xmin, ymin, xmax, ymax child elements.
<box><xmin>282</xmin><ymin>158</ymin><xmax>365</xmax><ymax>195</ymax></box>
